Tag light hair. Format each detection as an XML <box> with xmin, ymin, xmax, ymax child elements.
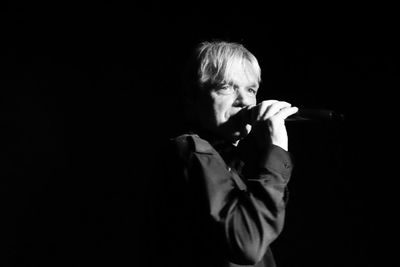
<box><xmin>196</xmin><ymin>41</ymin><xmax>261</xmax><ymax>89</ymax></box>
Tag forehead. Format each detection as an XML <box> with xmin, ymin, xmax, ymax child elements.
<box><xmin>224</xmin><ymin>58</ymin><xmax>259</xmax><ymax>87</ymax></box>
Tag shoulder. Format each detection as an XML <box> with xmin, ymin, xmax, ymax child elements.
<box><xmin>170</xmin><ymin>134</ymin><xmax>215</xmax><ymax>156</ymax></box>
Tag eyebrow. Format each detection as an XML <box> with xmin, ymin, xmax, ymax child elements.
<box><xmin>224</xmin><ymin>80</ymin><xmax>259</xmax><ymax>87</ymax></box>
<box><xmin>247</xmin><ymin>83</ymin><xmax>259</xmax><ymax>89</ymax></box>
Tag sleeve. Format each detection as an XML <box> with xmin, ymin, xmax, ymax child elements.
<box><xmin>171</xmin><ymin>135</ymin><xmax>293</xmax><ymax>265</ymax></box>
<box><xmin>222</xmin><ymin>145</ymin><xmax>293</xmax><ymax>265</ymax></box>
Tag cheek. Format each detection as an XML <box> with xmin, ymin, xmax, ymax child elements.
<box><xmin>213</xmin><ymin>98</ymin><xmax>233</xmax><ymax>121</ymax></box>
<box><xmin>252</xmin><ymin>96</ymin><xmax>257</xmax><ymax>105</ymax></box>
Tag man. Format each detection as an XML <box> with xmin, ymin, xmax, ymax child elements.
<box><xmin>150</xmin><ymin>41</ymin><xmax>298</xmax><ymax>267</ymax></box>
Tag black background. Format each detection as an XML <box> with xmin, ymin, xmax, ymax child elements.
<box><xmin>2</xmin><ymin>1</ymin><xmax>397</xmax><ymax>266</ymax></box>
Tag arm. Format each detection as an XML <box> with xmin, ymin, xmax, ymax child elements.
<box><xmin>172</xmin><ymin>134</ymin><xmax>293</xmax><ymax>265</ymax></box>
<box><xmin>219</xmin><ymin>101</ymin><xmax>297</xmax><ymax>264</ymax></box>
<box><xmin>221</xmin><ymin>143</ymin><xmax>292</xmax><ymax>264</ymax></box>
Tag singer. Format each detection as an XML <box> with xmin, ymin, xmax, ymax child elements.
<box><xmin>150</xmin><ymin>41</ymin><xmax>298</xmax><ymax>267</ymax></box>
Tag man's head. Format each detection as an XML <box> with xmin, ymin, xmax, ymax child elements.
<box><xmin>184</xmin><ymin>41</ymin><xmax>261</xmax><ymax>143</ymax></box>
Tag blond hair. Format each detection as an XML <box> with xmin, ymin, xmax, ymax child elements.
<box><xmin>196</xmin><ymin>41</ymin><xmax>261</xmax><ymax>88</ymax></box>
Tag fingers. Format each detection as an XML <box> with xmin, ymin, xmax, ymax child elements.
<box><xmin>254</xmin><ymin>100</ymin><xmax>297</xmax><ymax>121</ymax></box>
<box><xmin>248</xmin><ymin>100</ymin><xmax>296</xmax><ymax>151</ymax></box>
<box><xmin>261</xmin><ymin>101</ymin><xmax>291</xmax><ymax>120</ymax></box>
<box><xmin>253</xmin><ymin>100</ymin><xmax>278</xmax><ymax>121</ymax></box>
<box><xmin>273</xmin><ymin>106</ymin><xmax>299</xmax><ymax>121</ymax></box>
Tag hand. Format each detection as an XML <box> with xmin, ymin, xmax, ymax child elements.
<box><xmin>249</xmin><ymin>100</ymin><xmax>298</xmax><ymax>151</ymax></box>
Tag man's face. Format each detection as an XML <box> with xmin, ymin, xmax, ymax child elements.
<box><xmin>196</xmin><ymin>60</ymin><xmax>259</xmax><ymax>143</ymax></box>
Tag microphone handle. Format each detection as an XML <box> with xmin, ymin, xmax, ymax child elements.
<box><xmin>286</xmin><ymin>109</ymin><xmax>344</xmax><ymax>121</ymax></box>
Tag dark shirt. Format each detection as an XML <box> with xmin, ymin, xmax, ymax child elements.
<box><xmin>149</xmin><ymin>131</ymin><xmax>293</xmax><ymax>267</ymax></box>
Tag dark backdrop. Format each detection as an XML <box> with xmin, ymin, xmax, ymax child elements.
<box><xmin>2</xmin><ymin>2</ymin><xmax>397</xmax><ymax>267</ymax></box>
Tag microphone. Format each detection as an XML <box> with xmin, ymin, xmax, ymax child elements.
<box><xmin>239</xmin><ymin>107</ymin><xmax>345</xmax><ymax>124</ymax></box>
<box><xmin>286</xmin><ymin>108</ymin><xmax>345</xmax><ymax>122</ymax></box>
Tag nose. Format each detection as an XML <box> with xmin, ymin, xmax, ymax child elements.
<box><xmin>234</xmin><ymin>88</ymin><xmax>253</xmax><ymax>107</ymax></box>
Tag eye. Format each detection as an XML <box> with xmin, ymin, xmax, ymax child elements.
<box><xmin>216</xmin><ymin>84</ymin><xmax>235</xmax><ymax>95</ymax></box>
<box><xmin>248</xmin><ymin>88</ymin><xmax>257</xmax><ymax>95</ymax></box>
